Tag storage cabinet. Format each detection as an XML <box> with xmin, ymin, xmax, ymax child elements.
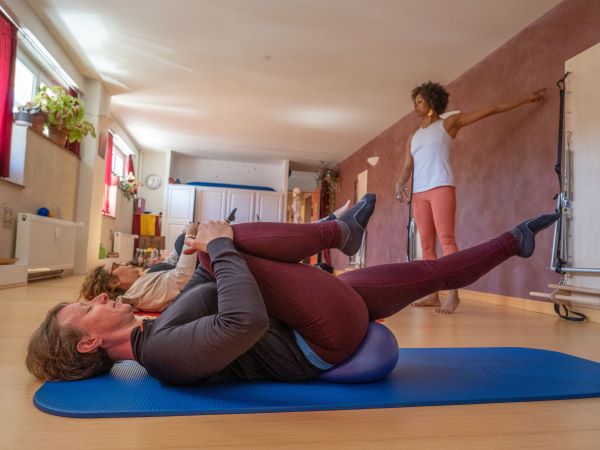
<box><xmin>165</xmin><ymin>185</ymin><xmax>195</xmax><ymax>250</ymax></box>
<box><xmin>165</xmin><ymin>185</ymin><xmax>284</xmax><ymax>249</ymax></box>
<box><xmin>255</xmin><ymin>191</ymin><xmax>283</xmax><ymax>222</ymax></box>
<box><xmin>194</xmin><ymin>187</ymin><xmax>228</xmax><ymax>223</ymax></box>
<box><xmin>226</xmin><ymin>189</ymin><xmax>256</xmax><ymax>224</ymax></box>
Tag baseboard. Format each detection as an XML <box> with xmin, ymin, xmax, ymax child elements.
<box><xmin>0</xmin><ymin>264</ymin><xmax>28</xmax><ymax>289</ymax></box>
<box><xmin>459</xmin><ymin>289</ymin><xmax>600</xmax><ymax>324</ymax></box>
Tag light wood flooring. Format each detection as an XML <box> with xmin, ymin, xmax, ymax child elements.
<box><xmin>1</xmin><ymin>275</ymin><xmax>600</xmax><ymax>450</ymax></box>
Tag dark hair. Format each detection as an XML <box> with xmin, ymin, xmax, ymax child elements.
<box><xmin>80</xmin><ymin>266</ymin><xmax>124</xmax><ymax>301</ymax></box>
<box><xmin>411</xmin><ymin>81</ymin><xmax>449</xmax><ymax>115</ymax></box>
<box><xmin>25</xmin><ymin>302</ymin><xmax>114</xmax><ymax>381</ymax></box>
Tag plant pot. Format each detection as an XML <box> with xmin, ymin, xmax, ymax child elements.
<box><xmin>14</xmin><ymin>110</ymin><xmax>32</xmax><ymax>126</ymax></box>
<box><xmin>47</xmin><ymin>124</ymin><xmax>69</xmax><ymax>147</ymax></box>
<box><xmin>30</xmin><ymin>111</ymin><xmax>46</xmax><ymax>134</ymax></box>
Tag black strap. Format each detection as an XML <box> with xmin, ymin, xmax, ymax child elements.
<box><xmin>406</xmin><ymin>168</ymin><xmax>415</xmax><ymax>261</ymax></box>
<box><xmin>555</xmin><ymin>73</ymin><xmax>569</xmax><ymax>191</ymax></box>
<box><xmin>553</xmin><ymin>303</ymin><xmax>587</xmax><ymax>322</ymax></box>
<box><xmin>553</xmin><ymin>73</ymin><xmax>570</xmax><ymax>274</ymax></box>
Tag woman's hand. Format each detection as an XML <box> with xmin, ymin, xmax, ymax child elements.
<box><xmin>183</xmin><ymin>221</ymin><xmax>234</xmax><ymax>254</ymax></box>
<box><xmin>395</xmin><ymin>181</ymin><xmax>410</xmax><ymax>203</ymax></box>
<box><xmin>525</xmin><ymin>88</ymin><xmax>546</xmax><ymax>104</ymax></box>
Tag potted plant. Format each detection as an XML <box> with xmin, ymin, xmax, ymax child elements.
<box><xmin>119</xmin><ymin>173</ymin><xmax>139</xmax><ymax>201</ymax></box>
<box><xmin>32</xmin><ymin>86</ymin><xmax>96</xmax><ymax>146</ymax></box>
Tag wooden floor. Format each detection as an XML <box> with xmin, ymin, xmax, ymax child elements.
<box><xmin>2</xmin><ymin>276</ymin><xmax>600</xmax><ymax>450</ymax></box>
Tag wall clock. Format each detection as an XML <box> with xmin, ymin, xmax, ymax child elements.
<box><xmin>145</xmin><ymin>173</ymin><xmax>162</xmax><ymax>190</ymax></box>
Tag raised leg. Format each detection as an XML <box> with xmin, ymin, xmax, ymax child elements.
<box><xmin>225</xmin><ymin>193</ymin><xmax>376</xmax><ymax>262</ymax></box>
<box><xmin>338</xmin><ymin>232</ymin><xmax>519</xmax><ymax>320</ymax></box>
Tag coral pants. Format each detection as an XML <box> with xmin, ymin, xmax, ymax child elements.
<box><xmin>412</xmin><ymin>186</ymin><xmax>459</xmax><ymax>260</ymax></box>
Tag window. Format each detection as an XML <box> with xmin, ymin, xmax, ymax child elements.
<box><xmin>12</xmin><ymin>51</ymin><xmax>52</xmax><ymax>111</ymax></box>
<box><xmin>112</xmin><ymin>146</ymin><xmax>125</xmax><ymax>177</ymax></box>
<box><xmin>13</xmin><ymin>59</ymin><xmax>35</xmax><ymax>110</ymax></box>
<box><xmin>102</xmin><ymin>132</ymin><xmax>135</xmax><ymax>217</ymax></box>
<box><xmin>2</xmin><ymin>22</ymin><xmax>76</xmax><ymax>183</ymax></box>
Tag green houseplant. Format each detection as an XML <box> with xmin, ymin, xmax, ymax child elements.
<box><xmin>32</xmin><ymin>86</ymin><xmax>96</xmax><ymax>144</ymax></box>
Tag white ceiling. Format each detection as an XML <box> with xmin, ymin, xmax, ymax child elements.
<box><xmin>28</xmin><ymin>0</ymin><xmax>560</xmax><ymax>165</ymax></box>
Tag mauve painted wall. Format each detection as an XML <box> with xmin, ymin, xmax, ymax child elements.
<box><xmin>332</xmin><ymin>0</ymin><xmax>600</xmax><ymax>299</ymax></box>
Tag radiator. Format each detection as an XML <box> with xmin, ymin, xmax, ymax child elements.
<box><xmin>113</xmin><ymin>232</ymin><xmax>137</xmax><ymax>261</ymax></box>
<box><xmin>15</xmin><ymin>213</ymin><xmax>82</xmax><ymax>280</ymax></box>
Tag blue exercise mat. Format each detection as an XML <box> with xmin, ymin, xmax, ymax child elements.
<box><xmin>33</xmin><ymin>347</ymin><xmax>600</xmax><ymax>418</ymax></box>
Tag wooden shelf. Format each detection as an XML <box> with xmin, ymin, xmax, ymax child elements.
<box><xmin>530</xmin><ymin>283</ymin><xmax>600</xmax><ymax>309</ymax></box>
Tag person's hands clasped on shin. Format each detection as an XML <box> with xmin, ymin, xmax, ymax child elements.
<box><xmin>184</xmin><ymin>221</ymin><xmax>234</xmax><ymax>254</ymax></box>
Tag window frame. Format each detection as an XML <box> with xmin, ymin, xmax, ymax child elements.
<box><xmin>13</xmin><ymin>49</ymin><xmax>53</xmax><ymax>110</ymax></box>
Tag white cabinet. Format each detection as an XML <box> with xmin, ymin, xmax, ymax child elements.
<box><xmin>255</xmin><ymin>191</ymin><xmax>283</xmax><ymax>222</ymax></box>
<box><xmin>165</xmin><ymin>185</ymin><xmax>195</xmax><ymax>250</ymax></box>
<box><xmin>226</xmin><ymin>189</ymin><xmax>256</xmax><ymax>224</ymax></box>
<box><xmin>165</xmin><ymin>185</ymin><xmax>284</xmax><ymax>248</ymax></box>
<box><xmin>194</xmin><ymin>187</ymin><xmax>227</xmax><ymax>223</ymax></box>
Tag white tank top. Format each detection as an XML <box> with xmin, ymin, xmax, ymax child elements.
<box><xmin>410</xmin><ymin>119</ymin><xmax>454</xmax><ymax>193</ymax></box>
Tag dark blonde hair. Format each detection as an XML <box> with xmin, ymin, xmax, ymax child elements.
<box><xmin>25</xmin><ymin>302</ymin><xmax>114</xmax><ymax>381</ymax></box>
<box><xmin>79</xmin><ymin>266</ymin><xmax>124</xmax><ymax>301</ymax></box>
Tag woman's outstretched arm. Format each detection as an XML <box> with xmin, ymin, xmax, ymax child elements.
<box><xmin>443</xmin><ymin>88</ymin><xmax>546</xmax><ymax>139</ymax></box>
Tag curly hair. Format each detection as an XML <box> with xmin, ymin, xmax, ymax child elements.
<box><xmin>80</xmin><ymin>265</ymin><xmax>124</xmax><ymax>301</ymax></box>
<box><xmin>25</xmin><ymin>302</ymin><xmax>114</xmax><ymax>381</ymax></box>
<box><xmin>411</xmin><ymin>81</ymin><xmax>449</xmax><ymax>115</ymax></box>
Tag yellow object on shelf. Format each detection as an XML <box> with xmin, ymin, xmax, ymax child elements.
<box><xmin>140</xmin><ymin>214</ymin><xmax>157</xmax><ymax>236</ymax></box>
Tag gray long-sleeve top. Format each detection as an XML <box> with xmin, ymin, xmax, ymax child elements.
<box><xmin>130</xmin><ymin>237</ymin><xmax>321</xmax><ymax>386</ymax></box>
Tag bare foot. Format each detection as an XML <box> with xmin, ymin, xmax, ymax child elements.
<box><xmin>434</xmin><ymin>290</ymin><xmax>461</xmax><ymax>314</ymax></box>
<box><xmin>411</xmin><ymin>292</ymin><xmax>441</xmax><ymax>307</ymax></box>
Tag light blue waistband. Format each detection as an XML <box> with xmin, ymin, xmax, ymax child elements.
<box><xmin>293</xmin><ymin>330</ymin><xmax>334</xmax><ymax>370</ymax></box>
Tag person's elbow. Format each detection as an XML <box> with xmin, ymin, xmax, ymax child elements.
<box><xmin>246</xmin><ymin>310</ymin><xmax>269</xmax><ymax>336</ymax></box>
<box><xmin>223</xmin><ymin>309</ymin><xmax>269</xmax><ymax>340</ymax></box>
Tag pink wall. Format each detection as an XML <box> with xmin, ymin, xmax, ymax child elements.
<box><xmin>332</xmin><ymin>0</ymin><xmax>600</xmax><ymax>299</ymax></box>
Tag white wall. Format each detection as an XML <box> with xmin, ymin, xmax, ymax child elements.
<box><xmin>138</xmin><ymin>151</ymin><xmax>169</xmax><ymax>215</ymax></box>
<box><xmin>170</xmin><ymin>155</ymin><xmax>287</xmax><ymax>192</ymax></box>
<box><xmin>288</xmin><ymin>170</ymin><xmax>318</xmax><ymax>193</ymax></box>
<box><xmin>0</xmin><ymin>130</ymin><xmax>79</xmax><ymax>259</ymax></box>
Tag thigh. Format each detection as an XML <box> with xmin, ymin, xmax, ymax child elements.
<box><xmin>241</xmin><ymin>253</ymin><xmax>369</xmax><ymax>364</ymax></box>
<box><xmin>232</xmin><ymin>222</ymin><xmax>340</xmax><ymax>263</ymax></box>
<box><xmin>430</xmin><ymin>187</ymin><xmax>458</xmax><ymax>253</ymax></box>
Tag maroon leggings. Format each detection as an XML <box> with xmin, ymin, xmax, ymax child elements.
<box><xmin>198</xmin><ymin>221</ymin><xmax>518</xmax><ymax>365</ymax></box>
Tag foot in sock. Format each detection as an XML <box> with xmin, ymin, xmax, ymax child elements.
<box><xmin>510</xmin><ymin>212</ymin><xmax>560</xmax><ymax>258</ymax></box>
<box><xmin>335</xmin><ymin>194</ymin><xmax>376</xmax><ymax>256</ymax></box>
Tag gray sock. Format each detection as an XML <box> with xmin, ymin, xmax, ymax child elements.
<box><xmin>336</xmin><ymin>194</ymin><xmax>376</xmax><ymax>256</ymax></box>
<box><xmin>510</xmin><ymin>212</ymin><xmax>560</xmax><ymax>258</ymax></box>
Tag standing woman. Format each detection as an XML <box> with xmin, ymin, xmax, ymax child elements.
<box><xmin>397</xmin><ymin>81</ymin><xmax>545</xmax><ymax>314</ymax></box>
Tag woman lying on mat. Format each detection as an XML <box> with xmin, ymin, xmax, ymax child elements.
<box><xmin>26</xmin><ymin>194</ymin><xmax>558</xmax><ymax>386</ymax></box>
<box><xmin>79</xmin><ymin>203</ymin><xmax>352</xmax><ymax>313</ymax></box>
<box><xmin>78</xmin><ymin>223</ymin><xmax>202</xmax><ymax>312</ymax></box>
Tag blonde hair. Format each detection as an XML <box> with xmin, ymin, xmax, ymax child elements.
<box><xmin>79</xmin><ymin>266</ymin><xmax>124</xmax><ymax>300</ymax></box>
<box><xmin>25</xmin><ymin>302</ymin><xmax>114</xmax><ymax>381</ymax></box>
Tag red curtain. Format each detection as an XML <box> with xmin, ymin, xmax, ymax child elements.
<box><xmin>126</xmin><ymin>155</ymin><xmax>135</xmax><ymax>178</ymax></box>
<box><xmin>102</xmin><ymin>132</ymin><xmax>114</xmax><ymax>214</ymax></box>
<box><xmin>0</xmin><ymin>13</ymin><xmax>17</xmax><ymax>178</ymax></box>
